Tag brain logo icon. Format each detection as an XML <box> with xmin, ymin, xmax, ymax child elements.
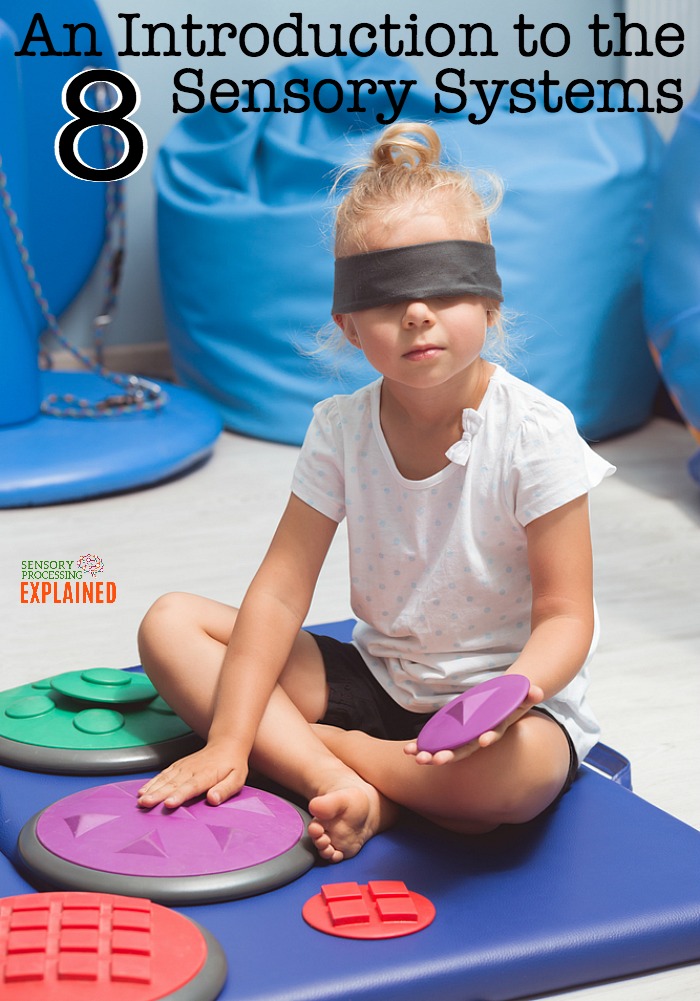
<box><xmin>77</xmin><ymin>554</ymin><xmax>105</xmax><ymax>577</ymax></box>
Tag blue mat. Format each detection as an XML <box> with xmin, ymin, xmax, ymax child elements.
<box><xmin>1</xmin><ymin>621</ymin><xmax>699</xmax><ymax>1000</ymax></box>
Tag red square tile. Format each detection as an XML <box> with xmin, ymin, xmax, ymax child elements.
<box><xmin>60</xmin><ymin>907</ymin><xmax>101</xmax><ymax>929</ymax></box>
<box><xmin>327</xmin><ymin>898</ymin><xmax>371</xmax><ymax>927</ymax></box>
<box><xmin>376</xmin><ymin>896</ymin><xmax>419</xmax><ymax>922</ymax></box>
<box><xmin>10</xmin><ymin>900</ymin><xmax>51</xmax><ymax>913</ymax></box>
<box><xmin>111</xmin><ymin>908</ymin><xmax>151</xmax><ymax>931</ymax></box>
<box><xmin>368</xmin><ymin>880</ymin><xmax>410</xmax><ymax>899</ymax></box>
<box><xmin>59</xmin><ymin>894</ymin><xmax>99</xmax><ymax>909</ymax></box>
<box><xmin>3</xmin><ymin>953</ymin><xmax>46</xmax><ymax>982</ymax></box>
<box><xmin>57</xmin><ymin>952</ymin><xmax>99</xmax><ymax>981</ymax></box>
<box><xmin>321</xmin><ymin>882</ymin><xmax>363</xmax><ymax>903</ymax></box>
<box><xmin>111</xmin><ymin>929</ymin><xmax>151</xmax><ymax>955</ymax></box>
<box><xmin>9</xmin><ymin>909</ymin><xmax>50</xmax><ymax>931</ymax></box>
<box><xmin>111</xmin><ymin>953</ymin><xmax>152</xmax><ymax>984</ymax></box>
<box><xmin>59</xmin><ymin>928</ymin><xmax>100</xmax><ymax>952</ymax></box>
<box><xmin>6</xmin><ymin>929</ymin><xmax>48</xmax><ymax>954</ymax></box>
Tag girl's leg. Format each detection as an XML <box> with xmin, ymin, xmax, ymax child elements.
<box><xmin>139</xmin><ymin>593</ymin><xmax>570</xmax><ymax>860</ymax></box>
<box><xmin>137</xmin><ymin>592</ymin><xmax>398</xmax><ymax>861</ymax></box>
<box><xmin>309</xmin><ymin>714</ymin><xmax>571</xmax><ymax>848</ymax></box>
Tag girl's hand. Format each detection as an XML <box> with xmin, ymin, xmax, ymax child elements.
<box><xmin>403</xmin><ymin>681</ymin><xmax>544</xmax><ymax>765</ymax></box>
<box><xmin>136</xmin><ymin>741</ymin><xmax>249</xmax><ymax>809</ymax></box>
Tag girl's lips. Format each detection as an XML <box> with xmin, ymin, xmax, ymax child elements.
<box><xmin>403</xmin><ymin>346</ymin><xmax>443</xmax><ymax>361</ymax></box>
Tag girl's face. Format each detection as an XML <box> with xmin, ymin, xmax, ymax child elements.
<box><xmin>334</xmin><ymin>213</ymin><xmax>495</xmax><ymax>392</ymax></box>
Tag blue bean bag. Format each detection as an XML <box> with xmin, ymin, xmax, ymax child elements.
<box><xmin>644</xmin><ymin>86</ymin><xmax>700</xmax><ymax>484</ymax></box>
<box><xmin>157</xmin><ymin>53</ymin><xmax>662</xmax><ymax>445</ymax></box>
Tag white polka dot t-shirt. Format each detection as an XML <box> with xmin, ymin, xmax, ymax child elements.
<box><xmin>292</xmin><ymin>366</ymin><xmax>615</xmax><ymax>761</ymax></box>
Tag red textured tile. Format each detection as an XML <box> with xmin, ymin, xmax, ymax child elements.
<box><xmin>303</xmin><ymin>882</ymin><xmax>436</xmax><ymax>940</ymax></box>
<box><xmin>1</xmin><ymin>892</ymin><xmax>209</xmax><ymax>996</ymax></box>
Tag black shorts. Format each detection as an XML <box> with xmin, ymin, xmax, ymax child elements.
<box><xmin>312</xmin><ymin>632</ymin><xmax>579</xmax><ymax>797</ymax></box>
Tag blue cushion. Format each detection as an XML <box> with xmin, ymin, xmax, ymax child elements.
<box><xmin>157</xmin><ymin>53</ymin><xmax>661</xmax><ymax>445</ymax></box>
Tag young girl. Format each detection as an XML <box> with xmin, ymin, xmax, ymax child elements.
<box><xmin>137</xmin><ymin>122</ymin><xmax>614</xmax><ymax>863</ymax></box>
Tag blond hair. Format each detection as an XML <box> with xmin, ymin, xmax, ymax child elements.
<box><xmin>333</xmin><ymin>122</ymin><xmax>502</xmax><ymax>258</ymax></box>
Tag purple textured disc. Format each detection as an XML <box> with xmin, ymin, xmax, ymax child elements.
<box><xmin>416</xmin><ymin>675</ymin><xmax>530</xmax><ymax>753</ymax></box>
<box><xmin>36</xmin><ymin>780</ymin><xmax>302</xmax><ymax>875</ymax></box>
<box><xmin>19</xmin><ymin>780</ymin><xmax>315</xmax><ymax>904</ymax></box>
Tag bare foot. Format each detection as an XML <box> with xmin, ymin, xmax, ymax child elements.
<box><xmin>308</xmin><ymin>780</ymin><xmax>398</xmax><ymax>863</ymax></box>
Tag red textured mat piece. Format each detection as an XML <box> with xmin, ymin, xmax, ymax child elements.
<box><xmin>0</xmin><ymin>891</ymin><xmax>207</xmax><ymax>998</ymax></box>
<box><xmin>302</xmin><ymin>881</ymin><xmax>435</xmax><ymax>940</ymax></box>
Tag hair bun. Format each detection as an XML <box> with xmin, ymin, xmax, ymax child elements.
<box><xmin>371</xmin><ymin>122</ymin><xmax>442</xmax><ymax>170</ymax></box>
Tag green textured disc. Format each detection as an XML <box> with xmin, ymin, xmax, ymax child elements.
<box><xmin>0</xmin><ymin>670</ymin><xmax>201</xmax><ymax>773</ymax></box>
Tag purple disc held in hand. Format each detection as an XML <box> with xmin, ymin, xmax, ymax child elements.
<box><xmin>18</xmin><ymin>780</ymin><xmax>315</xmax><ymax>904</ymax></box>
<box><xmin>416</xmin><ymin>675</ymin><xmax>530</xmax><ymax>753</ymax></box>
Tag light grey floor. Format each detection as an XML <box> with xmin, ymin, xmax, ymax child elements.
<box><xmin>2</xmin><ymin>415</ymin><xmax>699</xmax><ymax>999</ymax></box>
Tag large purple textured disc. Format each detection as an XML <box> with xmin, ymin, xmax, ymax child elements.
<box><xmin>18</xmin><ymin>780</ymin><xmax>315</xmax><ymax>904</ymax></box>
<box><xmin>416</xmin><ymin>675</ymin><xmax>530</xmax><ymax>753</ymax></box>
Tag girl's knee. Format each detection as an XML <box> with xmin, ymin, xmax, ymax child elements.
<box><xmin>473</xmin><ymin>773</ymin><xmax>565</xmax><ymax>828</ymax></box>
<box><xmin>138</xmin><ymin>592</ymin><xmax>194</xmax><ymax>647</ymax></box>
<box><xmin>147</xmin><ymin>591</ymin><xmax>194</xmax><ymax>615</ymax></box>
<box><xmin>493</xmin><ymin>791</ymin><xmax>548</xmax><ymax>827</ymax></box>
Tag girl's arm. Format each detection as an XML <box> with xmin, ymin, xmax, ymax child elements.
<box><xmin>507</xmin><ymin>491</ymin><xmax>595</xmax><ymax>696</ymax></box>
<box><xmin>137</xmin><ymin>494</ymin><xmax>338</xmax><ymax>807</ymax></box>
<box><xmin>469</xmin><ymin>492</ymin><xmax>594</xmax><ymax>752</ymax></box>
<box><xmin>408</xmin><ymin>493</ymin><xmax>595</xmax><ymax>764</ymax></box>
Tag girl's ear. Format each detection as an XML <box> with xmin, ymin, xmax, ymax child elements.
<box><xmin>486</xmin><ymin>307</ymin><xmax>500</xmax><ymax>328</ymax></box>
<box><xmin>335</xmin><ymin>313</ymin><xmax>361</xmax><ymax>348</ymax></box>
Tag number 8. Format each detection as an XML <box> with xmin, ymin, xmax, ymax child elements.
<box><xmin>55</xmin><ymin>68</ymin><xmax>148</xmax><ymax>182</ymax></box>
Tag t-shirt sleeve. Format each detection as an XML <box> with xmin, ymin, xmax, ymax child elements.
<box><xmin>509</xmin><ymin>400</ymin><xmax>616</xmax><ymax>526</ymax></box>
<box><xmin>291</xmin><ymin>398</ymin><xmax>346</xmax><ymax>523</ymax></box>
